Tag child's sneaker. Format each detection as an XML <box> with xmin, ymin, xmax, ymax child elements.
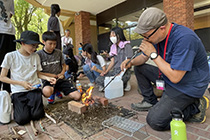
<box><xmin>55</xmin><ymin>91</ymin><xmax>63</xmax><ymax>99</ymax></box>
<box><xmin>188</xmin><ymin>96</ymin><xmax>209</xmax><ymax>123</ymax></box>
<box><xmin>48</xmin><ymin>94</ymin><xmax>55</xmax><ymax>104</ymax></box>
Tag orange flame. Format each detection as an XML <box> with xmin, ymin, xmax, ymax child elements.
<box><xmin>81</xmin><ymin>86</ymin><xmax>94</xmax><ymax>106</ymax></box>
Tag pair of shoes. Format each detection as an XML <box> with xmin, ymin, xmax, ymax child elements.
<box><xmin>98</xmin><ymin>86</ymin><xmax>104</xmax><ymax>92</ymax></box>
<box><xmin>124</xmin><ymin>81</ymin><xmax>131</xmax><ymax>91</ymax></box>
<box><xmin>188</xmin><ymin>96</ymin><xmax>209</xmax><ymax>123</ymax></box>
<box><xmin>131</xmin><ymin>101</ymin><xmax>153</xmax><ymax>111</ymax></box>
<box><xmin>55</xmin><ymin>91</ymin><xmax>63</xmax><ymax>99</ymax></box>
<box><xmin>88</xmin><ymin>83</ymin><xmax>94</xmax><ymax>87</ymax></box>
<box><xmin>48</xmin><ymin>94</ymin><xmax>55</xmax><ymax>104</ymax></box>
<box><xmin>47</xmin><ymin>91</ymin><xmax>63</xmax><ymax>104</ymax></box>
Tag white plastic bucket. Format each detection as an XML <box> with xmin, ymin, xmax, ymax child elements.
<box><xmin>104</xmin><ymin>76</ymin><xmax>124</xmax><ymax>99</ymax></box>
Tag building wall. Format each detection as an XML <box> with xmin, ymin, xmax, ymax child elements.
<box><xmin>91</xmin><ymin>25</ymin><xmax>98</xmax><ymax>52</ymax></box>
<box><xmin>194</xmin><ymin>15</ymin><xmax>210</xmax><ymax>30</ymax></box>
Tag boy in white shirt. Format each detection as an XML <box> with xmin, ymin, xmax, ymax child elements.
<box><xmin>0</xmin><ymin>31</ymin><xmax>56</xmax><ymax>125</ymax></box>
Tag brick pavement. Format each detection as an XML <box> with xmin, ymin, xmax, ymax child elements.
<box><xmin>0</xmin><ymin>74</ymin><xmax>210</xmax><ymax>140</ymax></box>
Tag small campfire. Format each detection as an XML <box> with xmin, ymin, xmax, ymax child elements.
<box><xmin>81</xmin><ymin>86</ymin><xmax>94</xmax><ymax>106</ymax></box>
<box><xmin>68</xmin><ymin>86</ymin><xmax>108</xmax><ymax>114</ymax></box>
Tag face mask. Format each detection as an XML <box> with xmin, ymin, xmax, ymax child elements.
<box><xmin>110</xmin><ymin>36</ymin><xmax>117</xmax><ymax>44</ymax></box>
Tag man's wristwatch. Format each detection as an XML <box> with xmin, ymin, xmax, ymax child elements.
<box><xmin>150</xmin><ymin>52</ymin><xmax>158</xmax><ymax>60</ymax></box>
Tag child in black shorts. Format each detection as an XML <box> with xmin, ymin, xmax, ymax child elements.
<box><xmin>37</xmin><ymin>31</ymin><xmax>81</xmax><ymax>103</ymax></box>
<box><xmin>0</xmin><ymin>31</ymin><xmax>56</xmax><ymax>125</ymax></box>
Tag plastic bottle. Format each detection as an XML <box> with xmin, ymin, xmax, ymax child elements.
<box><xmin>170</xmin><ymin>108</ymin><xmax>187</xmax><ymax>140</ymax></box>
<box><xmin>76</xmin><ymin>80</ymin><xmax>82</xmax><ymax>93</ymax></box>
<box><xmin>32</xmin><ymin>84</ymin><xmax>41</xmax><ymax>89</ymax></box>
<box><xmin>104</xmin><ymin>76</ymin><xmax>123</xmax><ymax>99</ymax></box>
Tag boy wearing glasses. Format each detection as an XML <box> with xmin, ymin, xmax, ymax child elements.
<box><xmin>121</xmin><ymin>7</ymin><xmax>210</xmax><ymax>131</ymax></box>
<box><xmin>0</xmin><ymin>31</ymin><xmax>57</xmax><ymax>125</ymax></box>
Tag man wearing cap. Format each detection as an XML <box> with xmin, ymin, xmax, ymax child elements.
<box><xmin>0</xmin><ymin>31</ymin><xmax>56</xmax><ymax>125</ymax></box>
<box><xmin>121</xmin><ymin>7</ymin><xmax>210</xmax><ymax>130</ymax></box>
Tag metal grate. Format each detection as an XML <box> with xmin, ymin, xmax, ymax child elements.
<box><xmin>102</xmin><ymin>116</ymin><xmax>145</xmax><ymax>137</ymax></box>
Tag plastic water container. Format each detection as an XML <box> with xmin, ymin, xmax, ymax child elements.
<box><xmin>104</xmin><ymin>76</ymin><xmax>124</xmax><ymax>99</ymax></box>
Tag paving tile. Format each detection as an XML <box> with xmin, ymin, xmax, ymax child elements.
<box><xmin>119</xmin><ymin>135</ymin><xmax>138</xmax><ymax>140</ymax></box>
<box><xmin>186</xmin><ymin>122</ymin><xmax>209</xmax><ymax>130</ymax></box>
<box><xmin>143</xmin><ymin>125</ymin><xmax>171</xmax><ymax>140</ymax></box>
<box><xmin>187</xmin><ymin>125</ymin><xmax>210</xmax><ymax>139</ymax></box>
<box><xmin>59</xmin><ymin>122</ymin><xmax>80</xmax><ymax>139</ymax></box>
<box><xmin>104</xmin><ymin>129</ymin><xmax>124</xmax><ymax>139</ymax></box>
<box><xmin>0</xmin><ymin>125</ymin><xmax>8</xmax><ymax>132</ymax></box>
<box><xmin>45</xmin><ymin>123</ymin><xmax>70</xmax><ymax>139</ymax></box>
<box><xmin>89</xmin><ymin>130</ymin><xmax>106</xmax><ymax>139</ymax></box>
<box><xmin>133</xmin><ymin>130</ymin><xmax>149</xmax><ymax>140</ymax></box>
<box><xmin>198</xmin><ymin>137</ymin><xmax>210</xmax><ymax>140</ymax></box>
<box><xmin>186</xmin><ymin>132</ymin><xmax>199</xmax><ymax>140</ymax></box>
<box><xmin>144</xmin><ymin>135</ymin><xmax>162</xmax><ymax>140</ymax></box>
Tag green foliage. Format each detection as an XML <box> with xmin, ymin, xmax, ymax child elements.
<box><xmin>111</xmin><ymin>20</ymin><xmax>142</xmax><ymax>41</ymax></box>
<box><xmin>11</xmin><ymin>0</ymin><xmax>49</xmax><ymax>49</ymax></box>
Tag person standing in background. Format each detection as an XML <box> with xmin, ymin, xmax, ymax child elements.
<box><xmin>0</xmin><ymin>0</ymin><xmax>16</xmax><ymax>93</ymax></box>
<box><xmin>47</xmin><ymin>4</ymin><xmax>64</xmax><ymax>50</ymax></box>
<box><xmin>61</xmin><ymin>29</ymin><xmax>73</xmax><ymax>50</ymax></box>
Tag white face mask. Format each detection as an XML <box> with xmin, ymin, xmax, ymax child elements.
<box><xmin>110</xmin><ymin>36</ymin><xmax>117</xmax><ymax>44</ymax></box>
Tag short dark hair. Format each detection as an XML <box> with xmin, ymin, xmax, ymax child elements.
<box><xmin>111</xmin><ymin>27</ymin><xmax>126</xmax><ymax>41</ymax></box>
<box><xmin>42</xmin><ymin>31</ymin><xmax>57</xmax><ymax>42</ymax></box>
<box><xmin>51</xmin><ymin>4</ymin><xmax>60</xmax><ymax>16</ymax></box>
<box><xmin>65</xmin><ymin>29</ymin><xmax>70</xmax><ymax>32</ymax></box>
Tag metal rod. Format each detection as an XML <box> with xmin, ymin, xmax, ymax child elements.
<box><xmin>102</xmin><ymin>49</ymin><xmax>142</xmax><ymax>91</ymax></box>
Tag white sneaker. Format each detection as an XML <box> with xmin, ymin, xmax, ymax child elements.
<box><xmin>98</xmin><ymin>86</ymin><xmax>104</xmax><ymax>92</ymax></box>
<box><xmin>88</xmin><ymin>83</ymin><xmax>94</xmax><ymax>87</ymax></box>
<box><xmin>124</xmin><ymin>81</ymin><xmax>131</xmax><ymax>91</ymax></box>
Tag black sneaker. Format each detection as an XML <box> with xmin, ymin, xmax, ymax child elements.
<box><xmin>131</xmin><ymin>101</ymin><xmax>153</xmax><ymax>111</ymax></box>
<box><xmin>188</xmin><ymin>96</ymin><xmax>209</xmax><ymax>123</ymax></box>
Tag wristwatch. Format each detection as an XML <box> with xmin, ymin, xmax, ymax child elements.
<box><xmin>150</xmin><ymin>52</ymin><xmax>158</xmax><ymax>60</ymax></box>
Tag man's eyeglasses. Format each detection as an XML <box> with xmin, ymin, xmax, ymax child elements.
<box><xmin>140</xmin><ymin>27</ymin><xmax>160</xmax><ymax>39</ymax></box>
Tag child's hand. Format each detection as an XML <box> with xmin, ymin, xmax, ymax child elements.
<box><xmin>100</xmin><ymin>71</ymin><xmax>107</xmax><ymax>76</ymax></box>
<box><xmin>57</xmin><ymin>74</ymin><xmax>64</xmax><ymax>79</ymax></box>
<box><xmin>21</xmin><ymin>81</ymin><xmax>32</xmax><ymax>90</ymax></box>
<box><xmin>49</xmin><ymin>78</ymin><xmax>57</xmax><ymax>85</ymax></box>
<box><xmin>91</xmin><ymin>66</ymin><xmax>97</xmax><ymax>71</ymax></box>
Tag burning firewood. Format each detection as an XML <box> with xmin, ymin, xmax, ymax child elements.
<box><xmin>81</xmin><ymin>86</ymin><xmax>95</xmax><ymax>106</ymax></box>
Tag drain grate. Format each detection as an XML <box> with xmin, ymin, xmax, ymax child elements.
<box><xmin>102</xmin><ymin>116</ymin><xmax>145</xmax><ymax>137</ymax></box>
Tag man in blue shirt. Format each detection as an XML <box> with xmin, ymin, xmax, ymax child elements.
<box><xmin>121</xmin><ymin>7</ymin><xmax>210</xmax><ymax>131</ymax></box>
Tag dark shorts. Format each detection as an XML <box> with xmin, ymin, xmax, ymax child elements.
<box><xmin>11</xmin><ymin>89</ymin><xmax>45</xmax><ymax>125</ymax></box>
<box><xmin>43</xmin><ymin>79</ymin><xmax>77</xmax><ymax>96</ymax></box>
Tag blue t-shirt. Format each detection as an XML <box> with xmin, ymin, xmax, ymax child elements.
<box><xmin>155</xmin><ymin>23</ymin><xmax>210</xmax><ymax>98</ymax></box>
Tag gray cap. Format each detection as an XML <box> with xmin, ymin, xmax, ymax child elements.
<box><xmin>134</xmin><ymin>7</ymin><xmax>168</xmax><ymax>34</ymax></box>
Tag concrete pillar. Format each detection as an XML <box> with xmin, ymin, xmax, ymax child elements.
<box><xmin>163</xmin><ymin>0</ymin><xmax>194</xmax><ymax>30</ymax></box>
<box><xmin>74</xmin><ymin>11</ymin><xmax>91</xmax><ymax>54</ymax></box>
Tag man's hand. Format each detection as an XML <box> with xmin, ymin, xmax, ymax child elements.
<box><xmin>21</xmin><ymin>81</ymin><xmax>32</xmax><ymax>90</ymax></box>
<box><xmin>139</xmin><ymin>40</ymin><xmax>156</xmax><ymax>57</ymax></box>
<box><xmin>121</xmin><ymin>59</ymin><xmax>132</xmax><ymax>71</ymax></box>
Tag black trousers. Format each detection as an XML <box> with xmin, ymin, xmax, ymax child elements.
<box><xmin>11</xmin><ymin>89</ymin><xmax>45</xmax><ymax>125</ymax></box>
<box><xmin>134</xmin><ymin>64</ymin><xmax>200</xmax><ymax>131</ymax></box>
<box><xmin>0</xmin><ymin>33</ymin><xmax>16</xmax><ymax>92</ymax></box>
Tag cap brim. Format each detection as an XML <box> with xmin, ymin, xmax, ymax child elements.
<box><xmin>134</xmin><ymin>27</ymin><xmax>149</xmax><ymax>35</ymax></box>
<box><xmin>14</xmin><ymin>39</ymin><xmax>44</xmax><ymax>46</ymax></box>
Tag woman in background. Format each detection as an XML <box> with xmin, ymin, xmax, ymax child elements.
<box><xmin>82</xmin><ymin>43</ymin><xmax>106</xmax><ymax>87</ymax></box>
<box><xmin>47</xmin><ymin>4</ymin><xmax>64</xmax><ymax>50</ymax></box>
<box><xmin>96</xmin><ymin>27</ymin><xmax>133</xmax><ymax>91</ymax></box>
